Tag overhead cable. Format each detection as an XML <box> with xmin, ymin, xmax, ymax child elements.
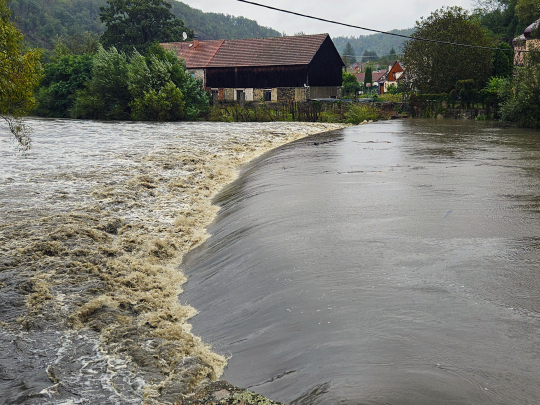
<box><xmin>236</xmin><ymin>0</ymin><xmax>529</xmax><ymax>52</ymax></box>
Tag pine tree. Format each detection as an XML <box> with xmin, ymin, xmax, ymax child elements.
<box><xmin>342</xmin><ymin>42</ymin><xmax>357</xmax><ymax>64</ymax></box>
<box><xmin>364</xmin><ymin>66</ymin><xmax>373</xmax><ymax>86</ymax></box>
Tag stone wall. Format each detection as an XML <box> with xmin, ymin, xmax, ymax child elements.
<box><xmin>253</xmin><ymin>88</ymin><xmax>264</xmax><ymax>101</ymax></box>
<box><xmin>223</xmin><ymin>88</ymin><xmax>234</xmax><ymax>101</ymax></box>
<box><xmin>277</xmin><ymin>87</ymin><xmax>296</xmax><ymax>102</ymax></box>
<box><xmin>213</xmin><ymin>86</ymin><xmax>343</xmax><ymax>103</ymax></box>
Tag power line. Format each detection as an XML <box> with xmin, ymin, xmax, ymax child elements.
<box><xmin>236</xmin><ymin>0</ymin><xmax>526</xmax><ymax>52</ymax></box>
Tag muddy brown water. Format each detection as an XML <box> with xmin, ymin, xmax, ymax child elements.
<box><xmin>181</xmin><ymin>119</ymin><xmax>540</xmax><ymax>405</ymax></box>
<box><xmin>0</xmin><ymin>118</ymin><xmax>344</xmax><ymax>405</ymax></box>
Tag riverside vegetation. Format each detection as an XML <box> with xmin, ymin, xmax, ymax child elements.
<box><xmin>5</xmin><ymin>0</ymin><xmax>540</xmax><ymax>137</ymax></box>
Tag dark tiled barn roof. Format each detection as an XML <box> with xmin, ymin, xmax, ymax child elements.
<box><xmin>162</xmin><ymin>34</ymin><xmax>330</xmax><ymax>69</ymax></box>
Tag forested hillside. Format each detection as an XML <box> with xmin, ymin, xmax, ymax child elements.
<box><xmin>333</xmin><ymin>28</ymin><xmax>415</xmax><ymax>60</ymax></box>
<box><xmin>169</xmin><ymin>2</ymin><xmax>280</xmax><ymax>40</ymax></box>
<box><xmin>8</xmin><ymin>0</ymin><xmax>105</xmax><ymax>48</ymax></box>
<box><xmin>8</xmin><ymin>0</ymin><xmax>280</xmax><ymax>49</ymax></box>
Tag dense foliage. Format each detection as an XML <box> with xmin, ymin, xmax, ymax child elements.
<box><xmin>1</xmin><ymin>0</ymin><xmax>42</xmax><ymax>148</ymax></box>
<box><xmin>34</xmin><ymin>53</ymin><xmax>94</xmax><ymax>117</ymax></box>
<box><xmin>474</xmin><ymin>0</ymin><xmax>535</xmax><ymax>42</ymax></box>
<box><xmin>402</xmin><ymin>7</ymin><xmax>494</xmax><ymax>93</ymax></box>
<box><xmin>99</xmin><ymin>0</ymin><xmax>192</xmax><ymax>54</ymax></box>
<box><xmin>342</xmin><ymin>71</ymin><xmax>361</xmax><ymax>98</ymax></box>
<box><xmin>65</xmin><ymin>45</ymin><xmax>209</xmax><ymax>121</ymax></box>
<box><xmin>492</xmin><ymin>41</ymin><xmax>514</xmax><ymax>77</ymax></box>
<box><xmin>499</xmin><ymin>44</ymin><xmax>540</xmax><ymax>127</ymax></box>
<box><xmin>8</xmin><ymin>0</ymin><xmax>106</xmax><ymax>49</ymax></box>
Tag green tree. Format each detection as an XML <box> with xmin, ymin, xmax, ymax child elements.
<box><xmin>71</xmin><ymin>45</ymin><xmax>131</xmax><ymax>119</ymax></box>
<box><xmin>475</xmin><ymin>0</ymin><xmax>526</xmax><ymax>43</ymax></box>
<box><xmin>389</xmin><ymin>47</ymin><xmax>397</xmax><ymax>57</ymax></box>
<box><xmin>361</xmin><ymin>49</ymin><xmax>378</xmax><ymax>62</ymax></box>
<box><xmin>1</xmin><ymin>0</ymin><xmax>42</xmax><ymax>149</ymax></box>
<box><xmin>34</xmin><ymin>53</ymin><xmax>94</xmax><ymax>117</ymax></box>
<box><xmin>71</xmin><ymin>44</ymin><xmax>209</xmax><ymax>121</ymax></box>
<box><xmin>499</xmin><ymin>41</ymin><xmax>540</xmax><ymax>127</ymax></box>
<box><xmin>515</xmin><ymin>0</ymin><xmax>540</xmax><ymax>24</ymax></box>
<box><xmin>402</xmin><ymin>6</ymin><xmax>494</xmax><ymax>93</ymax></box>
<box><xmin>99</xmin><ymin>0</ymin><xmax>193</xmax><ymax>54</ymax></box>
<box><xmin>342</xmin><ymin>71</ymin><xmax>361</xmax><ymax>98</ymax></box>
<box><xmin>364</xmin><ymin>66</ymin><xmax>373</xmax><ymax>88</ymax></box>
<box><xmin>342</xmin><ymin>41</ymin><xmax>357</xmax><ymax>65</ymax></box>
<box><xmin>492</xmin><ymin>41</ymin><xmax>514</xmax><ymax>77</ymax></box>
<box><xmin>53</xmin><ymin>32</ymin><xmax>101</xmax><ymax>57</ymax></box>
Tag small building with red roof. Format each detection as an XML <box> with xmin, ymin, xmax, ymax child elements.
<box><xmin>162</xmin><ymin>34</ymin><xmax>344</xmax><ymax>102</ymax></box>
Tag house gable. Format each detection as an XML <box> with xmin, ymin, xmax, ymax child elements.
<box><xmin>307</xmin><ymin>35</ymin><xmax>345</xmax><ymax>87</ymax></box>
<box><xmin>387</xmin><ymin>61</ymin><xmax>404</xmax><ymax>82</ymax></box>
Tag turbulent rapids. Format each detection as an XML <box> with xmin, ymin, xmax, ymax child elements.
<box><xmin>0</xmin><ymin>119</ymin><xmax>346</xmax><ymax>404</ymax></box>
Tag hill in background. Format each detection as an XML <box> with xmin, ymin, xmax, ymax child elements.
<box><xmin>333</xmin><ymin>28</ymin><xmax>415</xmax><ymax>61</ymax></box>
<box><xmin>169</xmin><ymin>1</ymin><xmax>280</xmax><ymax>40</ymax></box>
<box><xmin>8</xmin><ymin>0</ymin><xmax>280</xmax><ymax>49</ymax></box>
<box><xmin>8</xmin><ymin>0</ymin><xmax>411</xmax><ymax>60</ymax></box>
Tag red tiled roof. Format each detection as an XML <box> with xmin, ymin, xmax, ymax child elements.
<box><xmin>162</xmin><ymin>34</ymin><xmax>330</xmax><ymax>69</ymax></box>
<box><xmin>354</xmin><ymin>70</ymin><xmax>387</xmax><ymax>83</ymax></box>
<box><xmin>161</xmin><ymin>40</ymin><xmax>224</xmax><ymax>68</ymax></box>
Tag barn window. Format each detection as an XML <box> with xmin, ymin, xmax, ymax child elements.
<box><xmin>263</xmin><ymin>90</ymin><xmax>272</xmax><ymax>101</ymax></box>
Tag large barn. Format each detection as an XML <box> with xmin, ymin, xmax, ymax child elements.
<box><xmin>161</xmin><ymin>34</ymin><xmax>345</xmax><ymax>102</ymax></box>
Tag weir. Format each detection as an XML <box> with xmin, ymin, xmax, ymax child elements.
<box><xmin>0</xmin><ymin>119</ymin><xmax>344</xmax><ymax>404</ymax></box>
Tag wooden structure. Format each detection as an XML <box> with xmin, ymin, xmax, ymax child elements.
<box><xmin>161</xmin><ymin>34</ymin><xmax>344</xmax><ymax>102</ymax></box>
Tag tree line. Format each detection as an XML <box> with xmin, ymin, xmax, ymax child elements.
<box><xmin>401</xmin><ymin>5</ymin><xmax>540</xmax><ymax>127</ymax></box>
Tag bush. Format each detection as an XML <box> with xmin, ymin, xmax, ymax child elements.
<box><xmin>130</xmin><ymin>82</ymin><xmax>186</xmax><ymax>121</ymax></box>
<box><xmin>34</xmin><ymin>53</ymin><xmax>94</xmax><ymax>118</ymax></box>
<box><xmin>71</xmin><ymin>45</ymin><xmax>209</xmax><ymax>120</ymax></box>
<box><xmin>499</xmin><ymin>64</ymin><xmax>540</xmax><ymax>128</ymax></box>
<box><xmin>345</xmin><ymin>103</ymin><xmax>380</xmax><ymax>124</ymax></box>
<box><xmin>342</xmin><ymin>71</ymin><xmax>361</xmax><ymax>98</ymax></box>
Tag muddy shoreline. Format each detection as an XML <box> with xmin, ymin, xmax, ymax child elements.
<box><xmin>0</xmin><ymin>120</ymin><xmax>347</xmax><ymax>404</ymax></box>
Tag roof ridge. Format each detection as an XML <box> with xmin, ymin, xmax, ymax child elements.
<box><xmin>204</xmin><ymin>39</ymin><xmax>225</xmax><ymax>68</ymax></box>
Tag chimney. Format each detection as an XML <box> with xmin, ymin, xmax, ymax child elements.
<box><xmin>193</xmin><ymin>37</ymin><xmax>199</xmax><ymax>48</ymax></box>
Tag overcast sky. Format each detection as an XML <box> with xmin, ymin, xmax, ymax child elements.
<box><xmin>182</xmin><ymin>0</ymin><xmax>474</xmax><ymax>37</ymax></box>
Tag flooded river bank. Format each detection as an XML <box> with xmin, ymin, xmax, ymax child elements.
<box><xmin>0</xmin><ymin>119</ymin><xmax>345</xmax><ymax>404</ymax></box>
<box><xmin>182</xmin><ymin>120</ymin><xmax>540</xmax><ymax>405</ymax></box>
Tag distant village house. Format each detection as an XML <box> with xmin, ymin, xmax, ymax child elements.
<box><xmin>354</xmin><ymin>69</ymin><xmax>388</xmax><ymax>95</ymax></box>
<box><xmin>512</xmin><ymin>19</ymin><xmax>540</xmax><ymax>66</ymax></box>
<box><xmin>161</xmin><ymin>34</ymin><xmax>344</xmax><ymax>103</ymax></box>
<box><xmin>385</xmin><ymin>61</ymin><xmax>405</xmax><ymax>92</ymax></box>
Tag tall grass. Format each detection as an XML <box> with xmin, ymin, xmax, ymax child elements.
<box><xmin>345</xmin><ymin>104</ymin><xmax>380</xmax><ymax>124</ymax></box>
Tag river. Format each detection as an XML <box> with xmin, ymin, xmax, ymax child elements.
<box><xmin>181</xmin><ymin>119</ymin><xmax>540</xmax><ymax>405</ymax></box>
<box><xmin>0</xmin><ymin>118</ymin><xmax>344</xmax><ymax>405</ymax></box>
